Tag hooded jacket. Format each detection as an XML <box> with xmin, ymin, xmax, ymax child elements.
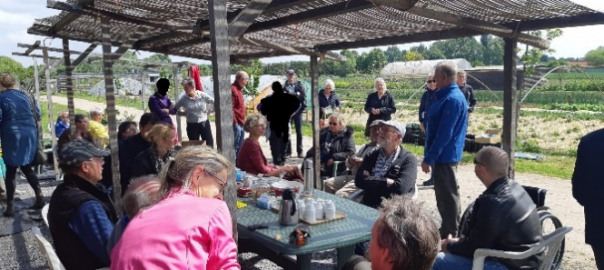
<box><xmin>305</xmin><ymin>126</ymin><xmax>356</xmax><ymax>176</ymax></box>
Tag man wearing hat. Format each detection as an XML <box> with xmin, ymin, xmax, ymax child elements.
<box><xmin>283</xmin><ymin>69</ymin><xmax>307</xmax><ymax>158</ymax></box>
<box><xmin>355</xmin><ymin>120</ymin><xmax>418</xmax><ymax>208</ymax></box>
<box><xmin>47</xmin><ymin>140</ymin><xmax>118</xmax><ymax>270</ymax></box>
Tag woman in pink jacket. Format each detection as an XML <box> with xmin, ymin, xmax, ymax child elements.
<box><xmin>110</xmin><ymin>146</ymin><xmax>240</xmax><ymax>270</ymax></box>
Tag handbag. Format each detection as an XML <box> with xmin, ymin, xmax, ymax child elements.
<box><xmin>24</xmin><ymin>91</ymin><xmax>47</xmax><ymax>166</ymax></box>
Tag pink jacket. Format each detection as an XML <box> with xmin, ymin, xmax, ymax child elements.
<box><xmin>110</xmin><ymin>190</ymin><xmax>240</xmax><ymax>270</ymax></box>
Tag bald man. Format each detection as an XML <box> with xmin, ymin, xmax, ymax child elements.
<box><xmin>107</xmin><ymin>176</ymin><xmax>161</xmax><ymax>253</ymax></box>
<box><xmin>433</xmin><ymin>147</ymin><xmax>543</xmax><ymax>270</ymax></box>
<box><xmin>232</xmin><ymin>71</ymin><xmax>249</xmax><ymax>159</ymax></box>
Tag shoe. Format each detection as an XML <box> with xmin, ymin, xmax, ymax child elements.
<box><xmin>297</xmin><ymin>154</ymin><xmax>304</xmax><ymax>158</ymax></box>
<box><xmin>286</xmin><ymin>155</ymin><xmax>292</xmax><ymax>159</ymax></box>
<box><xmin>30</xmin><ymin>192</ymin><xmax>46</xmax><ymax>210</ymax></box>
<box><xmin>3</xmin><ymin>201</ymin><xmax>14</xmax><ymax>217</ymax></box>
<box><xmin>423</xmin><ymin>179</ymin><xmax>434</xmax><ymax>186</ymax></box>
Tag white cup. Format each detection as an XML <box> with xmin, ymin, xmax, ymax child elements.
<box><xmin>324</xmin><ymin>200</ymin><xmax>336</xmax><ymax>219</ymax></box>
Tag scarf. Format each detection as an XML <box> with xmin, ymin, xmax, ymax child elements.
<box><xmin>149</xmin><ymin>147</ymin><xmax>177</xmax><ymax>174</ymax></box>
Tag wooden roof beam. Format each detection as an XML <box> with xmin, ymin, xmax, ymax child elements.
<box><xmin>23</xmin><ymin>41</ymin><xmax>41</xmax><ymax>56</ymax></box>
<box><xmin>47</xmin><ymin>0</ymin><xmax>94</xmax><ymax>35</ymax></box>
<box><xmin>228</xmin><ymin>0</ymin><xmax>274</xmax><ymax>39</ymax></box>
<box><xmin>47</xmin><ymin>0</ymin><xmax>189</xmax><ymax>32</ymax></box>
<box><xmin>12</xmin><ymin>52</ymin><xmax>63</xmax><ymax>60</ymax></box>
<box><xmin>17</xmin><ymin>43</ymin><xmax>83</xmax><ymax>55</ymax></box>
<box><xmin>71</xmin><ymin>42</ymin><xmax>98</xmax><ymax>67</ymax></box>
<box><xmin>112</xmin><ymin>27</ymin><xmax>149</xmax><ymax>61</ymax></box>
<box><xmin>403</xmin><ymin>4</ymin><xmax>549</xmax><ymax>49</ymax></box>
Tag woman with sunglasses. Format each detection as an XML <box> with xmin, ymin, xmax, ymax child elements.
<box><xmin>304</xmin><ymin>113</ymin><xmax>356</xmax><ymax>177</ymax></box>
<box><xmin>111</xmin><ymin>146</ymin><xmax>240</xmax><ymax>270</ymax></box>
<box><xmin>419</xmin><ymin>74</ymin><xmax>438</xmax><ymax>186</ymax></box>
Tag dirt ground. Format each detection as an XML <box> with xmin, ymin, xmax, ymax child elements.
<box><xmin>45</xmin><ymin>96</ymin><xmax>596</xmax><ymax>269</ymax></box>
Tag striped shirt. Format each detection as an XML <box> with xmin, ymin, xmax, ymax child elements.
<box><xmin>372</xmin><ymin>146</ymin><xmax>400</xmax><ymax>178</ymax></box>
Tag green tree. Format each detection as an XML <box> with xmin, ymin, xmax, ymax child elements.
<box><xmin>430</xmin><ymin>37</ymin><xmax>484</xmax><ymax>64</ymax></box>
<box><xmin>521</xmin><ymin>29</ymin><xmax>563</xmax><ymax>75</ymax></box>
<box><xmin>145</xmin><ymin>53</ymin><xmax>171</xmax><ymax>63</ymax></box>
<box><xmin>0</xmin><ymin>56</ymin><xmax>27</xmax><ymax>83</ymax></box>
<box><xmin>357</xmin><ymin>48</ymin><xmax>387</xmax><ymax>74</ymax></box>
<box><xmin>385</xmin><ymin>46</ymin><xmax>403</xmax><ymax>62</ymax></box>
<box><xmin>584</xmin><ymin>46</ymin><xmax>604</xmax><ymax>66</ymax></box>
<box><xmin>409</xmin><ymin>44</ymin><xmax>430</xmax><ymax>57</ymax></box>
<box><xmin>403</xmin><ymin>50</ymin><xmax>424</xmax><ymax>61</ymax></box>
<box><xmin>231</xmin><ymin>59</ymin><xmax>264</xmax><ymax>96</ymax></box>
<box><xmin>480</xmin><ymin>35</ymin><xmax>504</xmax><ymax>65</ymax></box>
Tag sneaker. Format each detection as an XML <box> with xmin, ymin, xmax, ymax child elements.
<box><xmin>423</xmin><ymin>179</ymin><xmax>434</xmax><ymax>186</ymax></box>
<box><xmin>297</xmin><ymin>154</ymin><xmax>304</xmax><ymax>158</ymax></box>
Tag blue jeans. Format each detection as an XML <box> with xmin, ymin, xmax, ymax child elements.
<box><xmin>432</xmin><ymin>252</ymin><xmax>509</xmax><ymax>270</ymax></box>
<box><xmin>233</xmin><ymin>124</ymin><xmax>245</xmax><ymax>159</ymax></box>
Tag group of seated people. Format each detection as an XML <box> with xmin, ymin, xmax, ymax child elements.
<box><xmin>45</xmin><ymin>105</ymin><xmax>545</xmax><ymax>270</ymax></box>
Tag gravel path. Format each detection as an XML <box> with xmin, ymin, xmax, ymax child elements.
<box><xmin>0</xmin><ymin>96</ymin><xmax>594</xmax><ymax>269</ymax></box>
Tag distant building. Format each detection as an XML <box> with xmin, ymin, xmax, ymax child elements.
<box><xmin>379</xmin><ymin>58</ymin><xmax>472</xmax><ymax>78</ymax></box>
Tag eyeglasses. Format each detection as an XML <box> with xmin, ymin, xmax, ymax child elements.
<box><xmin>427</xmin><ymin>80</ymin><xmax>436</xmax><ymax>83</ymax></box>
<box><xmin>329</xmin><ymin>122</ymin><xmax>338</xmax><ymax>126</ymax></box>
<box><xmin>205</xmin><ymin>170</ymin><xmax>226</xmax><ymax>191</ymax></box>
<box><xmin>473</xmin><ymin>157</ymin><xmax>485</xmax><ymax>167</ymax></box>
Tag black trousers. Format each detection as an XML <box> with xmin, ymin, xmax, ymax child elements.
<box><xmin>4</xmin><ymin>165</ymin><xmax>41</xmax><ymax>202</ymax></box>
<box><xmin>594</xmin><ymin>247</ymin><xmax>604</xmax><ymax>270</ymax></box>
<box><xmin>287</xmin><ymin>111</ymin><xmax>303</xmax><ymax>156</ymax></box>
<box><xmin>186</xmin><ymin>120</ymin><xmax>214</xmax><ymax>148</ymax></box>
<box><xmin>269</xmin><ymin>132</ymin><xmax>287</xmax><ymax>166</ymax></box>
<box><xmin>433</xmin><ymin>162</ymin><xmax>461</xmax><ymax>239</ymax></box>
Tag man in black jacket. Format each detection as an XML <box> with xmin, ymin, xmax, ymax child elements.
<box><xmin>457</xmin><ymin>70</ymin><xmax>476</xmax><ymax>113</ymax></box>
<box><xmin>433</xmin><ymin>147</ymin><xmax>542</xmax><ymax>270</ymax></box>
<box><xmin>118</xmin><ymin>113</ymin><xmax>157</xmax><ymax>195</ymax></box>
<box><xmin>572</xmin><ymin>128</ymin><xmax>604</xmax><ymax>269</ymax></box>
<box><xmin>355</xmin><ymin>120</ymin><xmax>417</xmax><ymax>208</ymax></box>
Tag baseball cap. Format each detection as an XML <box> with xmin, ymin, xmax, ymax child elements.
<box><xmin>59</xmin><ymin>140</ymin><xmax>110</xmax><ymax>166</ymax></box>
<box><xmin>369</xmin><ymin>120</ymin><xmax>382</xmax><ymax>128</ymax></box>
<box><xmin>377</xmin><ymin>120</ymin><xmax>406</xmax><ymax>136</ymax></box>
<box><xmin>286</xmin><ymin>69</ymin><xmax>295</xmax><ymax>75</ymax></box>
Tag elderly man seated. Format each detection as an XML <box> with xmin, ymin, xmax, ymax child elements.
<box><xmin>48</xmin><ymin>140</ymin><xmax>118</xmax><ymax>270</ymax></box>
<box><xmin>324</xmin><ymin>120</ymin><xmax>380</xmax><ymax>198</ymax></box>
<box><xmin>342</xmin><ymin>195</ymin><xmax>440</xmax><ymax>270</ymax></box>
<box><xmin>107</xmin><ymin>175</ymin><xmax>161</xmax><ymax>253</ymax></box>
<box><xmin>88</xmin><ymin>108</ymin><xmax>109</xmax><ymax>147</ymax></box>
<box><xmin>305</xmin><ymin>113</ymin><xmax>356</xmax><ymax>177</ymax></box>
<box><xmin>355</xmin><ymin>120</ymin><xmax>417</xmax><ymax>208</ymax></box>
<box><xmin>433</xmin><ymin>147</ymin><xmax>543</xmax><ymax>270</ymax></box>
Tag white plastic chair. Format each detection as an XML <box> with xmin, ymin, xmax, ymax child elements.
<box><xmin>472</xmin><ymin>226</ymin><xmax>572</xmax><ymax>270</ymax></box>
<box><xmin>31</xmin><ymin>226</ymin><xmax>66</xmax><ymax>270</ymax></box>
<box><xmin>41</xmin><ymin>204</ymin><xmax>50</xmax><ymax>227</ymax></box>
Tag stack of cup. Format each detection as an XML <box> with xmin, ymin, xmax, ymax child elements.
<box><xmin>297</xmin><ymin>199</ymin><xmax>306</xmax><ymax>219</ymax></box>
<box><xmin>324</xmin><ymin>200</ymin><xmax>336</xmax><ymax>220</ymax></box>
<box><xmin>314</xmin><ymin>201</ymin><xmax>324</xmax><ymax>220</ymax></box>
<box><xmin>304</xmin><ymin>199</ymin><xmax>316</xmax><ymax>223</ymax></box>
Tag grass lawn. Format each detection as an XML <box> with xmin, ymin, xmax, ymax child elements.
<box><xmin>39</xmin><ymin>101</ymin><xmax>88</xmax><ymax>137</ymax></box>
<box><xmin>298</xmin><ymin>121</ymin><xmax>575</xmax><ymax>180</ymax></box>
<box><xmin>53</xmin><ymin>92</ymin><xmax>145</xmax><ymax>110</ymax></box>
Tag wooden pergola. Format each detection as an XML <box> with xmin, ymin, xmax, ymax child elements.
<box><xmin>27</xmin><ymin>0</ymin><xmax>604</xmax><ymax>237</ymax></box>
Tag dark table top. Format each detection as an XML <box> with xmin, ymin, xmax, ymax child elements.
<box><xmin>237</xmin><ymin>190</ymin><xmax>379</xmax><ymax>255</ymax></box>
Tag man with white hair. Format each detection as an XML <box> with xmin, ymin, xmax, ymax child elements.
<box><xmin>433</xmin><ymin>147</ymin><xmax>543</xmax><ymax>270</ymax></box>
<box><xmin>422</xmin><ymin>60</ymin><xmax>468</xmax><ymax>239</ymax></box>
<box><xmin>355</xmin><ymin>120</ymin><xmax>417</xmax><ymax>208</ymax></box>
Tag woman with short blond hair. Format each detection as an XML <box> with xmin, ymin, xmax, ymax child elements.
<box><xmin>364</xmin><ymin>78</ymin><xmax>396</xmax><ymax>137</ymax></box>
<box><xmin>130</xmin><ymin>123</ymin><xmax>177</xmax><ymax>180</ymax></box>
<box><xmin>111</xmin><ymin>146</ymin><xmax>240</xmax><ymax>270</ymax></box>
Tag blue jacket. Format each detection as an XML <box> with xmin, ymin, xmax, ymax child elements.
<box><xmin>572</xmin><ymin>128</ymin><xmax>604</xmax><ymax>248</ymax></box>
<box><xmin>424</xmin><ymin>83</ymin><xmax>468</xmax><ymax>165</ymax></box>
<box><xmin>0</xmin><ymin>89</ymin><xmax>41</xmax><ymax>166</ymax></box>
<box><xmin>418</xmin><ymin>88</ymin><xmax>437</xmax><ymax>123</ymax></box>
<box><xmin>55</xmin><ymin>119</ymin><xmax>69</xmax><ymax>138</ymax></box>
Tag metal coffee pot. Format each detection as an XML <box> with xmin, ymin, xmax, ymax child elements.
<box><xmin>279</xmin><ymin>188</ymin><xmax>299</xmax><ymax>226</ymax></box>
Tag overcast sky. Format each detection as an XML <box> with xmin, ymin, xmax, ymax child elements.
<box><xmin>1</xmin><ymin>0</ymin><xmax>603</xmax><ymax>67</ymax></box>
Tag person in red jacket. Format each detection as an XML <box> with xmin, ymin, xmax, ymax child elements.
<box><xmin>232</xmin><ymin>71</ymin><xmax>248</xmax><ymax>159</ymax></box>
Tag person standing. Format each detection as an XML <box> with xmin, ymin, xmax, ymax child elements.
<box><xmin>149</xmin><ymin>78</ymin><xmax>177</xmax><ymax>126</ymax></box>
<box><xmin>572</xmin><ymin>128</ymin><xmax>604</xmax><ymax>270</ymax></box>
<box><xmin>175</xmin><ymin>78</ymin><xmax>215</xmax><ymax>148</ymax></box>
<box><xmin>421</xmin><ymin>61</ymin><xmax>468</xmax><ymax>239</ymax></box>
<box><xmin>364</xmin><ymin>78</ymin><xmax>396</xmax><ymax>137</ymax></box>
<box><xmin>231</xmin><ymin>71</ymin><xmax>248</xmax><ymax>159</ymax></box>
<box><xmin>457</xmin><ymin>70</ymin><xmax>476</xmax><ymax>114</ymax></box>
<box><xmin>419</xmin><ymin>74</ymin><xmax>438</xmax><ymax>187</ymax></box>
<box><xmin>0</xmin><ymin>72</ymin><xmax>45</xmax><ymax>217</ymax></box>
<box><xmin>318</xmin><ymin>79</ymin><xmax>341</xmax><ymax>129</ymax></box>
<box><xmin>283</xmin><ymin>69</ymin><xmax>306</xmax><ymax>158</ymax></box>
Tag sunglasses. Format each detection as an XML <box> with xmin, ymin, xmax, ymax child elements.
<box><xmin>427</xmin><ymin>80</ymin><xmax>436</xmax><ymax>83</ymax></box>
<box><xmin>473</xmin><ymin>157</ymin><xmax>485</xmax><ymax>167</ymax></box>
<box><xmin>329</xmin><ymin>122</ymin><xmax>339</xmax><ymax>126</ymax></box>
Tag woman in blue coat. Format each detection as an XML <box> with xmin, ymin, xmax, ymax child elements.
<box><xmin>0</xmin><ymin>73</ymin><xmax>45</xmax><ymax>217</ymax></box>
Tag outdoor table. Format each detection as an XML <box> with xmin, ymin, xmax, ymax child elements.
<box><xmin>237</xmin><ymin>189</ymin><xmax>379</xmax><ymax>270</ymax></box>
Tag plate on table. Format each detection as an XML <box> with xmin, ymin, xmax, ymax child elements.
<box><xmin>271</xmin><ymin>180</ymin><xmax>304</xmax><ymax>196</ymax></box>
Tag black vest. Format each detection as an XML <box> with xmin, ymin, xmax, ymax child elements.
<box><xmin>48</xmin><ymin>175</ymin><xmax>118</xmax><ymax>270</ymax></box>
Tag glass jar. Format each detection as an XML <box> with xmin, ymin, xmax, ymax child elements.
<box><xmin>253</xmin><ymin>179</ymin><xmax>271</xmax><ymax>202</ymax></box>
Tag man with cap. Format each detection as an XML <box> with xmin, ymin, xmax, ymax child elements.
<box><xmin>355</xmin><ymin>120</ymin><xmax>418</xmax><ymax>208</ymax></box>
<box><xmin>283</xmin><ymin>69</ymin><xmax>307</xmax><ymax>158</ymax></box>
<box><xmin>47</xmin><ymin>140</ymin><xmax>118</xmax><ymax>270</ymax></box>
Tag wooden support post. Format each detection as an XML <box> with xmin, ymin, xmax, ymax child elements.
<box><xmin>63</xmin><ymin>39</ymin><xmax>76</xmax><ymax>129</ymax></box>
<box><xmin>310</xmin><ymin>55</ymin><xmax>321</xmax><ymax>188</ymax></box>
<box><xmin>140</xmin><ymin>70</ymin><xmax>146</xmax><ymax>112</ymax></box>
<box><xmin>209</xmin><ymin>0</ymin><xmax>236</xmax><ymax>239</ymax></box>
<box><xmin>173</xmin><ymin>67</ymin><xmax>183</xmax><ymax>142</ymax></box>
<box><xmin>32</xmin><ymin>57</ymin><xmax>41</xmax><ymax>110</ymax></box>
<box><xmin>502</xmin><ymin>38</ymin><xmax>517</xmax><ymax>179</ymax></box>
<box><xmin>42</xmin><ymin>48</ymin><xmax>58</xmax><ymax>178</ymax></box>
<box><xmin>101</xmin><ymin>17</ymin><xmax>122</xmax><ymax>215</ymax></box>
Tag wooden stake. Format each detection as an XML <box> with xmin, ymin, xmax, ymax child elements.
<box><xmin>502</xmin><ymin>38</ymin><xmax>517</xmax><ymax>179</ymax></box>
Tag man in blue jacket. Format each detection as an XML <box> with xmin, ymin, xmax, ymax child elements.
<box><xmin>422</xmin><ymin>61</ymin><xmax>468</xmax><ymax>239</ymax></box>
<box><xmin>572</xmin><ymin>128</ymin><xmax>604</xmax><ymax>269</ymax></box>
